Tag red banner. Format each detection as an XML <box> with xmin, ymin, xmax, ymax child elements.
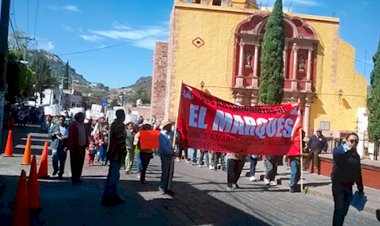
<box><xmin>177</xmin><ymin>84</ymin><xmax>302</xmax><ymax>156</ymax></box>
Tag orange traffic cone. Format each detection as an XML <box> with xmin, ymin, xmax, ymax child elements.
<box><xmin>3</xmin><ymin>130</ymin><xmax>13</xmax><ymax>157</ymax></box>
<box><xmin>38</xmin><ymin>142</ymin><xmax>49</xmax><ymax>179</ymax></box>
<box><xmin>11</xmin><ymin>170</ymin><xmax>30</xmax><ymax>226</ymax></box>
<box><xmin>28</xmin><ymin>155</ymin><xmax>41</xmax><ymax>210</ymax></box>
<box><xmin>21</xmin><ymin>135</ymin><xmax>32</xmax><ymax>165</ymax></box>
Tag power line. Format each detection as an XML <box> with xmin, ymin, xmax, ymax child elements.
<box><xmin>59</xmin><ymin>41</ymin><xmax>131</xmax><ymax>56</ymax></box>
<box><xmin>58</xmin><ymin>30</ymin><xmax>168</xmax><ymax>56</ymax></box>
<box><xmin>27</xmin><ymin>0</ymin><xmax>30</xmax><ymax>35</ymax></box>
<box><xmin>322</xmin><ymin>44</ymin><xmax>374</xmax><ymax>69</ymax></box>
<box><xmin>33</xmin><ymin>0</ymin><xmax>39</xmax><ymax>37</ymax></box>
<box><xmin>11</xmin><ymin>0</ymin><xmax>18</xmax><ymax>32</ymax></box>
<box><xmin>9</xmin><ymin>19</ymin><xmax>21</xmax><ymax>51</ymax></box>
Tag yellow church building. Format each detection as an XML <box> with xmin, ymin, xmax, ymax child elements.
<box><xmin>151</xmin><ymin>0</ymin><xmax>367</xmax><ymax>143</ymax></box>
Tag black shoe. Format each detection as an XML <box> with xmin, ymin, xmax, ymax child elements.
<box><xmin>376</xmin><ymin>209</ymin><xmax>380</xmax><ymax>222</ymax></box>
<box><xmin>101</xmin><ymin>197</ymin><xmax>113</xmax><ymax>207</ymax></box>
<box><xmin>52</xmin><ymin>170</ymin><xmax>58</xmax><ymax>176</ymax></box>
<box><xmin>101</xmin><ymin>196</ymin><xmax>125</xmax><ymax>207</ymax></box>
<box><xmin>114</xmin><ymin>196</ymin><xmax>125</xmax><ymax>205</ymax></box>
<box><xmin>166</xmin><ymin>190</ymin><xmax>175</xmax><ymax>196</ymax></box>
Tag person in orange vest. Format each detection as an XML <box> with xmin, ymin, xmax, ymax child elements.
<box><xmin>133</xmin><ymin>123</ymin><xmax>154</xmax><ymax>184</ymax></box>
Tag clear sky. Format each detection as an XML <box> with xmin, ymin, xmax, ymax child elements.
<box><xmin>10</xmin><ymin>0</ymin><xmax>380</xmax><ymax>88</ymax></box>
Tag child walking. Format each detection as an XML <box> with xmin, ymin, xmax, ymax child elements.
<box><xmin>87</xmin><ymin>137</ymin><xmax>98</xmax><ymax>166</ymax></box>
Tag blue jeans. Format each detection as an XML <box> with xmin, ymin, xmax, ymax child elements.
<box><xmin>159</xmin><ymin>154</ymin><xmax>174</xmax><ymax>191</ymax></box>
<box><xmin>135</xmin><ymin>152</ymin><xmax>143</xmax><ymax>173</ymax></box>
<box><xmin>103</xmin><ymin>160</ymin><xmax>121</xmax><ymax>199</ymax></box>
<box><xmin>52</xmin><ymin>148</ymin><xmax>67</xmax><ymax>176</ymax></box>
<box><xmin>289</xmin><ymin>157</ymin><xmax>300</xmax><ymax>188</ymax></box>
<box><xmin>249</xmin><ymin>156</ymin><xmax>258</xmax><ymax>177</ymax></box>
<box><xmin>190</xmin><ymin>148</ymin><xmax>197</xmax><ymax>163</ymax></box>
<box><xmin>99</xmin><ymin>145</ymin><xmax>107</xmax><ymax>161</ymax></box>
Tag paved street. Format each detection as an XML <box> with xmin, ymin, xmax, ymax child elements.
<box><xmin>1</xmin><ymin>125</ymin><xmax>379</xmax><ymax>226</ymax></box>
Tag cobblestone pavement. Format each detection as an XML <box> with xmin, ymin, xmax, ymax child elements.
<box><xmin>0</xmin><ymin>125</ymin><xmax>379</xmax><ymax>226</ymax></box>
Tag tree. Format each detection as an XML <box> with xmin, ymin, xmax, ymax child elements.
<box><xmin>6</xmin><ymin>50</ymin><xmax>35</xmax><ymax>103</ymax></box>
<box><xmin>258</xmin><ymin>0</ymin><xmax>285</xmax><ymax>104</ymax></box>
<box><xmin>110</xmin><ymin>98</ymin><xmax>119</xmax><ymax>107</ymax></box>
<box><xmin>368</xmin><ymin>37</ymin><xmax>380</xmax><ymax>143</ymax></box>
<box><xmin>30</xmin><ymin>52</ymin><xmax>58</xmax><ymax>104</ymax></box>
<box><xmin>63</xmin><ymin>61</ymin><xmax>69</xmax><ymax>89</ymax></box>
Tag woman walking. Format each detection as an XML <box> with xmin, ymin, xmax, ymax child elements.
<box><xmin>331</xmin><ymin>132</ymin><xmax>364</xmax><ymax>226</ymax></box>
<box><xmin>133</xmin><ymin>123</ymin><xmax>154</xmax><ymax>184</ymax></box>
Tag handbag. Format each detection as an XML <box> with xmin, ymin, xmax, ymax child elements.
<box><xmin>351</xmin><ymin>191</ymin><xmax>367</xmax><ymax>212</ymax></box>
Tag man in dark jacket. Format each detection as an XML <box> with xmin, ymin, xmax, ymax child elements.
<box><xmin>307</xmin><ymin>129</ymin><xmax>328</xmax><ymax>173</ymax></box>
<box><xmin>102</xmin><ymin>109</ymin><xmax>127</xmax><ymax>206</ymax></box>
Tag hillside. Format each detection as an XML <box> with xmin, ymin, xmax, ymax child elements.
<box><xmin>27</xmin><ymin>49</ymin><xmax>109</xmax><ymax>98</ymax></box>
<box><xmin>109</xmin><ymin>76</ymin><xmax>152</xmax><ymax>106</ymax></box>
<box><xmin>26</xmin><ymin>49</ymin><xmax>152</xmax><ymax>104</ymax></box>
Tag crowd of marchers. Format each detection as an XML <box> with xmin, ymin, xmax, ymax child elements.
<box><xmin>43</xmin><ymin>109</ymin><xmax>366</xmax><ymax>225</ymax></box>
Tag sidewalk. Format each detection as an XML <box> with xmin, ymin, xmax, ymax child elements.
<box><xmin>264</xmin><ymin>162</ymin><xmax>380</xmax><ymax>214</ymax></box>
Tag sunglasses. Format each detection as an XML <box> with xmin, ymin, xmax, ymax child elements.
<box><xmin>348</xmin><ymin>139</ymin><xmax>358</xmax><ymax>144</ymax></box>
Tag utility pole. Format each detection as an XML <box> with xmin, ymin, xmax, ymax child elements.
<box><xmin>0</xmin><ymin>0</ymin><xmax>11</xmax><ymax>141</ymax></box>
<box><xmin>16</xmin><ymin>35</ymin><xmax>35</xmax><ymax>62</ymax></box>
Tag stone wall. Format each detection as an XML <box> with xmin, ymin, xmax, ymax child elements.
<box><xmin>130</xmin><ymin>105</ymin><xmax>151</xmax><ymax>121</ymax></box>
<box><xmin>151</xmin><ymin>42</ymin><xmax>169</xmax><ymax>122</ymax></box>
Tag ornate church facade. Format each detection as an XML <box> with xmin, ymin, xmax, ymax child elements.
<box><xmin>151</xmin><ymin>0</ymin><xmax>367</xmax><ymax>142</ymax></box>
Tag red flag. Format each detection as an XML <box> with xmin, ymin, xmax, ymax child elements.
<box><xmin>177</xmin><ymin>83</ymin><xmax>302</xmax><ymax>156</ymax></box>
